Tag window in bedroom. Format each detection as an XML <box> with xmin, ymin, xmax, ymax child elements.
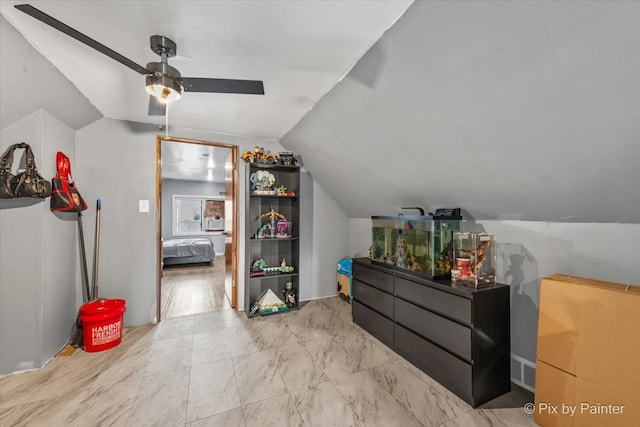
<box><xmin>173</xmin><ymin>195</ymin><xmax>225</xmax><ymax>235</ymax></box>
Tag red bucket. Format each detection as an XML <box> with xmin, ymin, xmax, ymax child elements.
<box><xmin>79</xmin><ymin>299</ymin><xmax>126</xmax><ymax>352</ymax></box>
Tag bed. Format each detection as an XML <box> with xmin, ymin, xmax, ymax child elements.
<box><xmin>162</xmin><ymin>238</ymin><xmax>215</xmax><ymax>267</ymax></box>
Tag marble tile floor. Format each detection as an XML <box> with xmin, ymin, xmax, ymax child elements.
<box><xmin>161</xmin><ymin>256</ymin><xmax>229</xmax><ymax>319</ymax></box>
<box><xmin>0</xmin><ymin>297</ymin><xmax>538</xmax><ymax>427</ymax></box>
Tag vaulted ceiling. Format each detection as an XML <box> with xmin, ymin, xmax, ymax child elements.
<box><xmin>282</xmin><ymin>0</ymin><xmax>640</xmax><ymax>223</ymax></box>
<box><xmin>3</xmin><ymin>1</ymin><xmax>639</xmax><ymax>222</ymax></box>
<box><xmin>0</xmin><ymin>15</ymin><xmax>101</xmax><ymax>130</ymax></box>
<box><xmin>0</xmin><ymin>0</ymin><xmax>412</xmax><ymax>140</ymax></box>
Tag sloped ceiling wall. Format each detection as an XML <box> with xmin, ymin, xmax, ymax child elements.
<box><xmin>281</xmin><ymin>1</ymin><xmax>640</xmax><ymax>223</ymax></box>
<box><xmin>0</xmin><ymin>16</ymin><xmax>101</xmax><ymax>130</ymax></box>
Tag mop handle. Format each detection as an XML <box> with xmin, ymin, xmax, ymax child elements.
<box><xmin>77</xmin><ymin>211</ymin><xmax>91</xmax><ymax>302</ymax></box>
<box><xmin>92</xmin><ymin>199</ymin><xmax>101</xmax><ymax>301</ymax></box>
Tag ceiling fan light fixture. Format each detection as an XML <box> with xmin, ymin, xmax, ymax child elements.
<box><xmin>146</xmin><ymin>81</ymin><xmax>181</xmax><ymax>103</ymax></box>
<box><xmin>145</xmin><ymin>62</ymin><xmax>183</xmax><ymax>103</ymax></box>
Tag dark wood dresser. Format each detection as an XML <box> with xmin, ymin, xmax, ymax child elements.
<box><xmin>352</xmin><ymin>258</ymin><xmax>511</xmax><ymax>407</ymax></box>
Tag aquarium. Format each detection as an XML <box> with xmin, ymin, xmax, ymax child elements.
<box><xmin>371</xmin><ymin>215</ymin><xmax>462</xmax><ymax>279</ymax></box>
<box><xmin>452</xmin><ymin>232</ymin><xmax>496</xmax><ymax>287</ymax></box>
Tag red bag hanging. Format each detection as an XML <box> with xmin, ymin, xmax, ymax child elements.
<box><xmin>50</xmin><ymin>151</ymin><xmax>88</xmax><ymax>212</ymax></box>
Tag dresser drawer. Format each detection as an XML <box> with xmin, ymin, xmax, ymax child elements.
<box><xmin>353</xmin><ymin>300</ymin><xmax>394</xmax><ymax>347</ymax></box>
<box><xmin>395</xmin><ymin>298</ymin><xmax>471</xmax><ymax>360</ymax></box>
<box><xmin>395</xmin><ymin>324</ymin><xmax>472</xmax><ymax>400</ymax></box>
<box><xmin>395</xmin><ymin>277</ymin><xmax>471</xmax><ymax>324</ymax></box>
<box><xmin>353</xmin><ymin>263</ymin><xmax>393</xmax><ymax>294</ymax></box>
<box><xmin>353</xmin><ymin>279</ymin><xmax>393</xmax><ymax>318</ymax></box>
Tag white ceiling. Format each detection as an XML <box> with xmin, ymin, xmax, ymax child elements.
<box><xmin>161</xmin><ymin>140</ymin><xmax>231</xmax><ymax>183</ymax></box>
<box><xmin>6</xmin><ymin>0</ymin><xmax>637</xmax><ymax>222</ymax></box>
<box><xmin>0</xmin><ymin>0</ymin><xmax>412</xmax><ymax>140</ymax></box>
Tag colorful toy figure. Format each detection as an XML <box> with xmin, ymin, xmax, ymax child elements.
<box><xmin>241</xmin><ymin>146</ymin><xmax>279</xmax><ymax>164</ymax></box>
<box><xmin>283</xmin><ymin>281</ymin><xmax>297</xmax><ymax>307</ymax></box>
<box><xmin>257</xmin><ymin>207</ymin><xmax>286</xmax><ymax>239</ymax></box>
<box><xmin>250</xmin><ymin>258</ymin><xmax>267</xmax><ymax>277</ymax></box>
<box><xmin>257</xmin><ymin>223</ymin><xmax>273</xmax><ymax>239</ymax></box>
<box><xmin>276</xmin><ymin>220</ymin><xmax>292</xmax><ymax>238</ymax></box>
<box><xmin>277</xmin><ymin>185</ymin><xmax>287</xmax><ymax>196</ymax></box>
<box><xmin>278</xmin><ymin>151</ymin><xmax>296</xmax><ymax>167</ymax></box>
<box><xmin>250</xmin><ymin>170</ymin><xmax>276</xmax><ymax>194</ymax></box>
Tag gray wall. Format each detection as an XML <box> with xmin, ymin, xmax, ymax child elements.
<box><xmin>1</xmin><ymin>15</ymin><xmax>98</xmax><ymax>375</ymax></box>
<box><xmin>0</xmin><ymin>113</ymin><xmax>348</xmax><ymax>375</ymax></box>
<box><xmin>349</xmin><ymin>218</ymin><xmax>640</xmax><ymax>390</ymax></box>
<box><xmin>298</xmin><ymin>171</ymin><xmax>314</xmax><ymax>301</ymax></box>
<box><xmin>0</xmin><ymin>16</ymin><xmax>101</xmax><ymax>131</ymax></box>
<box><xmin>0</xmin><ymin>110</ymin><xmax>77</xmax><ymax>375</ymax></box>
<box><xmin>161</xmin><ymin>178</ymin><xmax>226</xmax><ymax>253</ymax></box>
<box><xmin>281</xmin><ymin>1</ymin><xmax>640</xmax><ymax>223</ymax></box>
<box><xmin>309</xmin><ymin>181</ymin><xmax>350</xmax><ymax>300</ymax></box>
<box><xmin>75</xmin><ymin>117</ymin><xmax>347</xmax><ymax>326</ymax></box>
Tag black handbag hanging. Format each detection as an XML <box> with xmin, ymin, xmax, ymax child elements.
<box><xmin>0</xmin><ymin>142</ymin><xmax>51</xmax><ymax>199</ymax></box>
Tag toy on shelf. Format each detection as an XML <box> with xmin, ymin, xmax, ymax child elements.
<box><xmin>249</xmin><ymin>258</ymin><xmax>295</xmax><ymax>277</ymax></box>
<box><xmin>249</xmin><ymin>170</ymin><xmax>276</xmax><ymax>195</ymax></box>
<box><xmin>278</xmin><ymin>151</ymin><xmax>296</xmax><ymax>167</ymax></box>
<box><xmin>251</xmin><ymin>257</ymin><xmax>294</xmax><ymax>276</ymax></box>
<box><xmin>263</xmin><ymin>258</ymin><xmax>294</xmax><ymax>274</ymax></box>
<box><xmin>280</xmin><ymin>258</ymin><xmax>295</xmax><ymax>273</ymax></box>
<box><xmin>249</xmin><ymin>288</ymin><xmax>289</xmax><ymax>316</ymax></box>
<box><xmin>256</xmin><ymin>223</ymin><xmax>272</xmax><ymax>239</ymax></box>
<box><xmin>274</xmin><ymin>185</ymin><xmax>295</xmax><ymax>197</ymax></box>
<box><xmin>250</xmin><ymin>258</ymin><xmax>267</xmax><ymax>277</ymax></box>
<box><xmin>276</xmin><ymin>220</ymin><xmax>292</xmax><ymax>238</ymax></box>
<box><xmin>282</xmin><ymin>281</ymin><xmax>297</xmax><ymax>308</ymax></box>
<box><xmin>257</xmin><ymin>207</ymin><xmax>287</xmax><ymax>239</ymax></box>
<box><xmin>242</xmin><ymin>146</ymin><xmax>279</xmax><ymax>164</ymax></box>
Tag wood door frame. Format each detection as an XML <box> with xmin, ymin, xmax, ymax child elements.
<box><xmin>155</xmin><ymin>135</ymin><xmax>239</xmax><ymax>322</ymax></box>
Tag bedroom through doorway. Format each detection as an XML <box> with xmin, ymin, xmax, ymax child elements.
<box><xmin>156</xmin><ymin>136</ymin><xmax>238</xmax><ymax>320</ymax></box>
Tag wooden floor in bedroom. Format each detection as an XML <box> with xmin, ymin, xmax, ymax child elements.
<box><xmin>161</xmin><ymin>255</ymin><xmax>229</xmax><ymax>319</ymax></box>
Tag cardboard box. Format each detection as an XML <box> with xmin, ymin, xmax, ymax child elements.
<box><xmin>534</xmin><ymin>360</ymin><xmax>576</xmax><ymax>427</ymax></box>
<box><xmin>536</xmin><ymin>275</ymin><xmax>640</xmax><ymax>427</ymax></box>
<box><xmin>576</xmin><ymin>281</ymin><xmax>640</xmax><ymax>404</ymax></box>
<box><xmin>537</xmin><ymin>276</ymin><xmax>580</xmax><ymax>374</ymax></box>
<box><xmin>574</xmin><ymin>377</ymin><xmax>639</xmax><ymax>427</ymax></box>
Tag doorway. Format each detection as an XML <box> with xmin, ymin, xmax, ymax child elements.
<box><xmin>156</xmin><ymin>136</ymin><xmax>238</xmax><ymax>321</ymax></box>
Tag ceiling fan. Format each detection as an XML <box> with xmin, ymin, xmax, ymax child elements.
<box><xmin>14</xmin><ymin>4</ymin><xmax>265</xmax><ymax>116</ymax></box>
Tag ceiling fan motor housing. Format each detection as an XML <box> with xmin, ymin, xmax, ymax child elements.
<box><xmin>150</xmin><ymin>35</ymin><xmax>177</xmax><ymax>58</ymax></box>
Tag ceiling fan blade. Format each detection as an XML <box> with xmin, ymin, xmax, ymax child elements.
<box><xmin>148</xmin><ymin>96</ymin><xmax>167</xmax><ymax>116</ymax></box>
<box><xmin>15</xmin><ymin>4</ymin><xmax>150</xmax><ymax>75</ymax></box>
<box><xmin>181</xmin><ymin>78</ymin><xmax>265</xmax><ymax>95</ymax></box>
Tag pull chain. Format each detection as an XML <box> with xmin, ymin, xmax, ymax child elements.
<box><xmin>165</xmin><ymin>102</ymin><xmax>169</xmax><ymax>137</ymax></box>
